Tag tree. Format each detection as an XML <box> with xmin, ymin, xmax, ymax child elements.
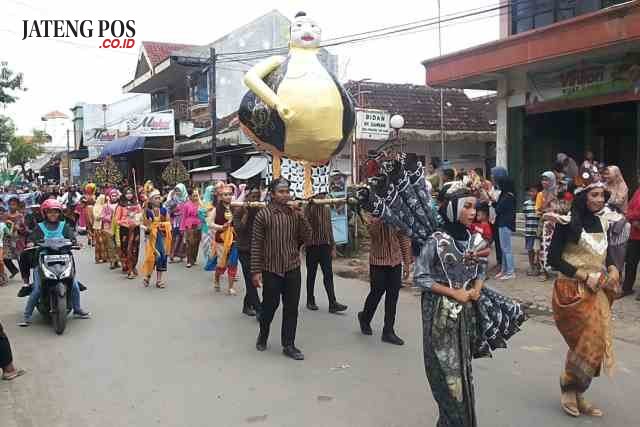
<box><xmin>0</xmin><ymin>61</ymin><xmax>26</xmax><ymax>106</ymax></box>
<box><xmin>95</xmin><ymin>156</ymin><xmax>123</xmax><ymax>188</ymax></box>
<box><xmin>162</xmin><ymin>159</ymin><xmax>189</xmax><ymax>186</ymax></box>
<box><xmin>8</xmin><ymin>134</ymin><xmax>45</xmax><ymax>174</ymax></box>
<box><xmin>0</xmin><ymin>115</ymin><xmax>16</xmax><ymax>153</ymax></box>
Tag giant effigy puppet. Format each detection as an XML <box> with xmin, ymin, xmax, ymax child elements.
<box><xmin>239</xmin><ymin>11</ymin><xmax>356</xmax><ymax>198</ymax></box>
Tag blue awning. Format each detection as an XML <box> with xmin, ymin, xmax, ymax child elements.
<box><xmin>99</xmin><ymin>136</ymin><xmax>145</xmax><ymax>158</ymax></box>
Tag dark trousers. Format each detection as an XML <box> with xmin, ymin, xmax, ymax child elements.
<box><xmin>238</xmin><ymin>251</ymin><xmax>261</xmax><ymax>310</ymax></box>
<box><xmin>3</xmin><ymin>259</ymin><xmax>18</xmax><ymax>277</ymax></box>
<box><xmin>623</xmin><ymin>239</ymin><xmax>640</xmax><ymax>293</ymax></box>
<box><xmin>19</xmin><ymin>252</ymin><xmax>31</xmax><ymax>284</ymax></box>
<box><xmin>0</xmin><ymin>321</ymin><xmax>13</xmax><ymax>369</ymax></box>
<box><xmin>305</xmin><ymin>244</ymin><xmax>337</xmax><ymax>306</ymax></box>
<box><xmin>361</xmin><ymin>265</ymin><xmax>401</xmax><ymax>333</ymax></box>
<box><xmin>260</xmin><ymin>269</ymin><xmax>301</xmax><ymax>347</ymax></box>
<box><xmin>492</xmin><ymin>223</ymin><xmax>502</xmax><ymax>266</ymax></box>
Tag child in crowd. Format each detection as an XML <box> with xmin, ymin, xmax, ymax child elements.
<box><xmin>523</xmin><ymin>184</ymin><xmax>541</xmax><ymax>276</ymax></box>
<box><xmin>470</xmin><ymin>202</ymin><xmax>493</xmax><ymax>243</ymax></box>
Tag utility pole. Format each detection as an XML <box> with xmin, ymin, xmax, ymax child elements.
<box><xmin>437</xmin><ymin>0</ymin><xmax>446</xmax><ymax>163</ymax></box>
<box><xmin>66</xmin><ymin>128</ymin><xmax>71</xmax><ymax>185</ymax></box>
<box><xmin>209</xmin><ymin>47</ymin><xmax>217</xmax><ymax>168</ymax></box>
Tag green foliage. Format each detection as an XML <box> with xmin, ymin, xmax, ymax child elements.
<box><xmin>0</xmin><ymin>61</ymin><xmax>26</xmax><ymax>106</ymax></box>
<box><xmin>161</xmin><ymin>159</ymin><xmax>189</xmax><ymax>186</ymax></box>
<box><xmin>0</xmin><ymin>115</ymin><xmax>15</xmax><ymax>152</ymax></box>
<box><xmin>94</xmin><ymin>156</ymin><xmax>123</xmax><ymax>188</ymax></box>
<box><xmin>8</xmin><ymin>132</ymin><xmax>45</xmax><ymax>172</ymax></box>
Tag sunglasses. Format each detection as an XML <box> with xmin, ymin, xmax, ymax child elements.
<box><xmin>221</xmin><ymin>192</ymin><xmax>233</xmax><ymax>196</ymax></box>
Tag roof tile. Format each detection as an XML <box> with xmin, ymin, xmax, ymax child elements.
<box><xmin>344</xmin><ymin>81</ymin><xmax>495</xmax><ymax>132</ymax></box>
<box><xmin>142</xmin><ymin>41</ymin><xmax>199</xmax><ymax>67</ymax></box>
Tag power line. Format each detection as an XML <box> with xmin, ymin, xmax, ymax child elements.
<box><xmin>216</xmin><ymin>0</ymin><xmax>524</xmax><ymax>60</ymax></box>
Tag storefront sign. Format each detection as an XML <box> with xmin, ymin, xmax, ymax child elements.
<box><xmin>87</xmin><ymin>144</ymin><xmax>105</xmax><ymax>159</ymax></box>
<box><xmin>125</xmin><ymin>111</ymin><xmax>175</xmax><ymax>137</ymax></box>
<box><xmin>527</xmin><ymin>54</ymin><xmax>640</xmax><ymax>106</ymax></box>
<box><xmin>355</xmin><ymin>109</ymin><xmax>390</xmax><ymax>140</ymax></box>
<box><xmin>84</xmin><ymin>128</ymin><xmax>118</xmax><ymax>145</ymax></box>
<box><xmin>179</xmin><ymin>120</ymin><xmax>208</xmax><ymax>137</ymax></box>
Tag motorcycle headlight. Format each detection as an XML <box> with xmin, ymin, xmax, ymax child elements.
<box><xmin>60</xmin><ymin>263</ymin><xmax>73</xmax><ymax>279</ymax></box>
<box><xmin>42</xmin><ymin>267</ymin><xmax>58</xmax><ymax>279</ymax></box>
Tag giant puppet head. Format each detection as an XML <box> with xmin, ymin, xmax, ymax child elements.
<box><xmin>290</xmin><ymin>12</ymin><xmax>322</xmax><ymax>49</ymax></box>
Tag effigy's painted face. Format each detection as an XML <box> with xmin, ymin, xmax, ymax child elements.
<box><xmin>290</xmin><ymin>15</ymin><xmax>322</xmax><ymax>49</ymax></box>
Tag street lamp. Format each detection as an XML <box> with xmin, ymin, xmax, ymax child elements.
<box><xmin>390</xmin><ymin>114</ymin><xmax>405</xmax><ymax>152</ymax></box>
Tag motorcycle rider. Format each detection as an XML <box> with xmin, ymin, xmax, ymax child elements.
<box><xmin>19</xmin><ymin>199</ymin><xmax>91</xmax><ymax>327</ymax></box>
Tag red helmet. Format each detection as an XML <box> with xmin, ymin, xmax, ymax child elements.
<box><xmin>41</xmin><ymin>199</ymin><xmax>63</xmax><ymax>215</ymax></box>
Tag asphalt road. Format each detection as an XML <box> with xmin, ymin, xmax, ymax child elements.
<box><xmin>1</xmin><ymin>245</ymin><xmax>639</xmax><ymax>427</ymax></box>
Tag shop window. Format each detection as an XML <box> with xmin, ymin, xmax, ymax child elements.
<box><xmin>151</xmin><ymin>91</ymin><xmax>169</xmax><ymax>112</ymax></box>
<box><xmin>511</xmin><ymin>0</ymin><xmax>617</xmax><ymax>35</ymax></box>
<box><xmin>190</xmin><ymin>72</ymin><xmax>209</xmax><ymax>105</ymax></box>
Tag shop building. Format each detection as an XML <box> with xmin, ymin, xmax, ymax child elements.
<box><xmin>422</xmin><ymin>0</ymin><xmax>640</xmax><ymax>197</ymax></box>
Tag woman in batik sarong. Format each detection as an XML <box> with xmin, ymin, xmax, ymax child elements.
<box><xmin>3</xmin><ymin>197</ymin><xmax>27</xmax><ymax>281</ymax></box>
<box><xmin>141</xmin><ymin>190</ymin><xmax>172</xmax><ymax>288</ymax></box>
<box><xmin>198</xmin><ymin>185</ymin><xmax>215</xmax><ymax>268</ymax></box>
<box><xmin>164</xmin><ymin>183</ymin><xmax>187</xmax><ymax>263</ymax></box>
<box><xmin>206</xmin><ymin>184</ymin><xmax>238</xmax><ymax>295</ymax></box>
<box><xmin>414</xmin><ymin>184</ymin><xmax>485</xmax><ymax>427</ymax></box>
<box><xmin>115</xmin><ymin>188</ymin><xmax>142</xmax><ymax>279</ymax></box>
<box><xmin>548</xmin><ymin>179</ymin><xmax>622</xmax><ymax>418</ymax></box>
<box><xmin>180</xmin><ymin>189</ymin><xmax>202</xmax><ymax>268</ymax></box>
<box><xmin>92</xmin><ymin>194</ymin><xmax>107</xmax><ymax>263</ymax></box>
<box><xmin>84</xmin><ymin>184</ymin><xmax>96</xmax><ymax>247</ymax></box>
<box><xmin>536</xmin><ymin>171</ymin><xmax>560</xmax><ymax>282</ymax></box>
<box><xmin>101</xmin><ymin>189</ymin><xmax>121</xmax><ymax>269</ymax></box>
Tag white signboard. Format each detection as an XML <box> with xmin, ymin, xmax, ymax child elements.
<box><xmin>355</xmin><ymin>109</ymin><xmax>390</xmax><ymax>140</ymax></box>
<box><xmin>125</xmin><ymin>111</ymin><xmax>175</xmax><ymax>137</ymax></box>
<box><xmin>88</xmin><ymin>144</ymin><xmax>105</xmax><ymax>159</ymax></box>
<box><xmin>83</xmin><ymin>95</ymin><xmax>151</xmax><ymax>146</ymax></box>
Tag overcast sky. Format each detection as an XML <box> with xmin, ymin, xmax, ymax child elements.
<box><xmin>1</xmin><ymin>0</ymin><xmax>500</xmax><ymax>134</ymax></box>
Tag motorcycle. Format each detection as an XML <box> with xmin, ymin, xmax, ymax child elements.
<box><xmin>32</xmin><ymin>238</ymin><xmax>81</xmax><ymax>335</ymax></box>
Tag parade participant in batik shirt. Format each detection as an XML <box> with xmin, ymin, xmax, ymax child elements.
<box><xmin>358</xmin><ymin>213</ymin><xmax>412</xmax><ymax>346</ymax></box>
<box><xmin>101</xmin><ymin>189</ymin><xmax>121</xmax><ymax>270</ymax></box>
<box><xmin>115</xmin><ymin>188</ymin><xmax>142</xmax><ymax>279</ymax></box>
<box><xmin>164</xmin><ymin>183</ymin><xmax>187</xmax><ymax>263</ymax></box>
<box><xmin>251</xmin><ymin>178</ymin><xmax>311</xmax><ymax>361</ymax></box>
<box><xmin>141</xmin><ymin>190</ymin><xmax>172</xmax><ymax>288</ymax></box>
<box><xmin>233</xmin><ymin>187</ymin><xmax>262</xmax><ymax>317</ymax></box>
<box><xmin>304</xmin><ymin>193</ymin><xmax>347</xmax><ymax>314</ymax></box>
<box><xmin>207</xmin><ymin>184</ymin><xmax>239</xmax><ymax>294</ymax></box>
<box><xmin>548</xmin><ymin>178</ymin><xmax>623</xmax><ymax>418</ymax></box>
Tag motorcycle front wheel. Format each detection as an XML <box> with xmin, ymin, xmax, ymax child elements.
<box><xmin>52</xmin><ymin>287</ymin><xmax>68</xmax><ymax>335</ymax></box>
